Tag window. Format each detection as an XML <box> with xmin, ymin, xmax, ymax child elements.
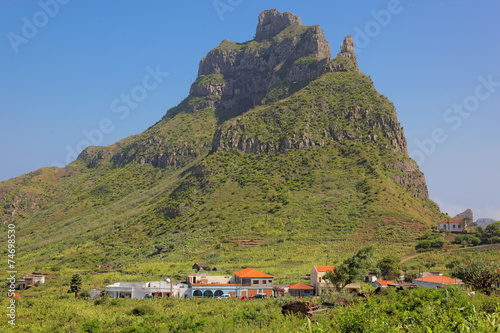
<box><xmin>453</xmin><ymin>225</ymin><xmax>455</xmax><ymax>229</ymax></box>
<box><xmin>319</xmin><ymin>278</ymin><xmax>322</xmax><ymax>282</ymax></box>
<box><xmin>269</xmin><ymin>280</ymin><xmax>272</xmax><ymax>283</ymax></box>
<box><xmin>253</xmin><ymin>280</ymin><xmax>259</xmax><ymax>285</ymax></box>
<box><xmin>262</xmin><ymin>280</ymin><xmax>266</xmax><ymax>284</ymax></box>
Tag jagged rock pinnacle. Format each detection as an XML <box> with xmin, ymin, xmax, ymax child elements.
<box><xmin>255</xmin><ymin>9</ymin><xmax>302</xmax><ymax>41</ymax></box>
<box><xmin>337</xmin><ymin>35</ymin><xmax>358</xmax><ymax>64</ymax></box>
<box><xmin>340</xmin><ymin>35</ymin><xmax>355</xmax><ymax>53</ymax></box>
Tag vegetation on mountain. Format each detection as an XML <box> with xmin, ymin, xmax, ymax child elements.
<box><xmin>0</xmin><ymin>9</ymin><xmax>447</xmax><ymax>275</ymax></box>
<box><xmin>415</xmin><ymin>232</ymin><xmax>445</xmax><ymax>252</ymax></box>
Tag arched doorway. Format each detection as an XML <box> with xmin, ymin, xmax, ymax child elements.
<box><xmin>203</xmin><ymin>290</ymin><xmax>213</xmax><ymax>298</ymax></box>
<box><xmin>214</xmin><ymin>290</ymin><xmax>224</xmax><ymax>297</ymax></box>
<box><xmin>193</xmin><ymin>290</ymin><xmax>202</xmax><ymax>297</ymax></box>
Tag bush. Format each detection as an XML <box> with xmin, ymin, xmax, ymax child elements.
<box><xmin>82</xmin><ymin>319</ymin><xmax>100</xmax><ymax>333</ymax></box>
<box><xmin>94</xmin><ymin>290</ymin><xmax>109</xmax><ymax>306</ymax></box>
<box><xmin>415</xmin><ymin>236</ymin><xmax>445</xmax><ymax>251</ymax></box>
<box><xmin>130</xmin><ymin>305</ymin><xmax>155</xmax><ymax>316</ymax></box>
<box><xmin>453</xmin><ymin>234</ymin><xmax>481</xmax><ymax>246</ymax></box>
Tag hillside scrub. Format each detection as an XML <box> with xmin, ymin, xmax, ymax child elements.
<box><xmin>4</xmin><ymin>287</ymin><xmax>500</xmax><ymax>332</ymax></box>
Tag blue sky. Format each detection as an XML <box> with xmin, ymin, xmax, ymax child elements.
<box><xmin>1</xmin><ymin>0</ymin><xmax>499</xmax><ymax>220</ymax></box>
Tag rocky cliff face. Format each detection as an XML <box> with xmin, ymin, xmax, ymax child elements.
<box><xmin>189</xmin><ymin>9</ymin><xmax>333</xmax><ymax>112</ymax></box>
<box><xmin>255</xmin><ymin>9</ymin><xmax>302</xmax><ymax>41</ymax></box>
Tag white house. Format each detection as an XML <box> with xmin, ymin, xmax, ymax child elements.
<box><xmin>32</xmin><ymin>275</ymin><xmax>45</xmax><ymax>284</ymax></box>
<box><xmin>438</xmin><ymin>219</ymin><xmax>466</xmax><ymax>233</ymax></box>
<box><xmin>93</xmin><ymin>281</ymin><xmax>187</xmax><ymax>299</ymax></box>
<box><xmin>412</xmin><ymin>275</ymin><xmax>463</xmax><ymax>289</ymax></box>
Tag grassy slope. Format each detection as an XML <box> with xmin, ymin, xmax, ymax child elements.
<box><xmin>1</xmin><ymin>65</ymin><xmax>445</xmax><ymax>277</ymax></box>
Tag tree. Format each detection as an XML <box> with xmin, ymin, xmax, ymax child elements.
<box><xmin>480</xmin><ymin>222</ymin><xmax>500</xmax><ymax>244</ymax></box>
<box><xmin>377</xmin><ymin>254</ymin><xmax>400</xmax><ymax>280</ymax></box>
<box><xmin>324</xmin><ymin>245</ymin><xmax>374</xmax><ymax>291</ymax></box>
<box><xmin>70</xmin><ymin>274</ymin><xmax>83</xmax><ymax>300</ymax></box>
<box><xmin>451</xmin><ymin>258</ymin><xmax>500</xmax><ymax>295</ymax></box>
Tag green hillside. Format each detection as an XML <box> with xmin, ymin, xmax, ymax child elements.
<box><xmin>0</xmin><ymin>9</ymin><xmax>446</xmax><ymax>276</ymax></box>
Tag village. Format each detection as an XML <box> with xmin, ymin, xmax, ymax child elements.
<box><xmin>85</xmin><ymin>265</ymin><xmax>462</xmax><ymax>300</ymax></box>
<box><xmin>10</xmin><ymin>218</ymin><xmax>472</xmax><ymax>301</ymax></box>
<box><xmin>14</xmin><ymin>263</ymin><xmax>463</xmax><ymax>301</ymax></box>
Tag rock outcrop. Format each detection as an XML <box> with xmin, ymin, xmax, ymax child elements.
<box><xmin>189</xmin><ymin>9</ymin><xmax>332</xmax><ymax>112</ymax></box>
<box><xmin>453</xmin><ymin>209</ymin><xmax>473</xmax><ymax>221</ymax></box>
<box><xmin>255</xmin><ymin>9</ymin><xmax>302</xmax><ymax>41</ymax></box>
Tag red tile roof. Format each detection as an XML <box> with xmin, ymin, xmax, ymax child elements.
<box><xmin>377</xmin><ymin>280</ymin><xmax>396</xmax><ymax>286</ymax></box>
<box><xmin>288</xmin><ymin>282</ymin><xmax>314</xmax><ymax>290</ymax></box>
<box><xmin>233</xmin><ymin>268</ymin><xmax>273</xmax><ymax>278</ymax></box>
<box><xmin>414</xmin><ymin>275</ymin><xmax>462</xmax><ymax>284</ymax></box>
<box><xmin>314</xmin><ymin>266</ymin><xmax>335</xmax><ymax>273</ymax></box>
<box><xmin>439</xmin><ymin>219</ymin><xmax>463</xmax><ymax>224</ymax></box>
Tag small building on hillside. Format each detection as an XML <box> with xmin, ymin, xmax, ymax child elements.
<box><xmin>310</xmin><ymin>266</ymin><xmax>335</xmax><ymax>296</ymax></box>
<box><xmin>372</xmin><ymin>280</ymin><xmax>396</xmax><ymax>288</ymax></box>
<box><xmin>412</xmin><ymin>275</ymin><xmax>463</xmax><ymax>289</ymax></box>
<box><xmin>310</xmin><ymin>266</ymin><xmax>360</xmax><ymax>295</ymax></box>
<box><xmin>32</xmin><ymin>275</ymin><xmax>45</xmax><ymax>285</ymax></box>
<box><xmin>288</xmin><ymin>282</ymin><xmax>315</xmax><ymax>297</ymax></box>
<box><xmin>15</xmin><ymin>274</ymin><xmax>46</xmax><ymax>290</ymax></box>
<box><xmin>438</xmin><ymin>219</ymin><xmax>472</xmax><ymax>233</ymax></box>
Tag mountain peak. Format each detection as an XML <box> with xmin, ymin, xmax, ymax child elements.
<box><xmin>453</xmin><ymin>209</ymin><xmax>473</xmax><ymax>221</ymax></box>
<box><xmin>255</xmin><ymin>9</ymin><xmax>302</xmax><ymax>41</ymax></box>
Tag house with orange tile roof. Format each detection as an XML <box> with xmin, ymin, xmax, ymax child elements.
<box><xmin>233</xmin><ymin>268</ymin><xmax>274</xmax><ymax>298</ymax></box>
<box><xmin>310</xmin><ymin>266</ymin><xmax>335</xmax><ymax>296</ymax></box>
<box><xmin>372</xmin><ymin>280</ymin><xmax>396</xmax><ymax>288</ymax></box>
<box><xmin>412</xmin><ymin>274</ymin><xmax>463</xmax><ymax>289</ymax></box>
<box><xmin>310</xmin><ymin>266</ymin><xmax>361</xmax><ymax>295</ymax></box>
<box><xmin>288</xmin><ymin>282</ymin><xmax>315</xmax><ymax>297</ymax></box>
<box><xmin>438</xmin><ymin>219</ymin><xmax>470</xmax><ymax>233</ymax></box>
<box><xmin>185</xmin><ymin>268</ymin><xmax>274</xmax><ymax>298</ymax></box>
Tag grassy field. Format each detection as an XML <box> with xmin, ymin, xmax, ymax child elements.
<box><xmin>3</xmin><ymin>286</ymin><xmax>500</xmax><ymax>332</ymax></box>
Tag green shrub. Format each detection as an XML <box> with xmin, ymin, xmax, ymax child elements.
<box><xmin>130</xmin><ymin>304</ymin><xmax>155</xmax><ymax>316</ymax></box>
<box><xmin>82</xmin><ymin>319</ymin><xmax>100</xmax><ymax>333</ymax></box>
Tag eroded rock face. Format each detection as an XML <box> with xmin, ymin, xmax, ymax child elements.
<box><xmin>390</xmin><ymin>159</ymin><xmax>429</xmax><ymax>200</ymax></box>
<box><xmin>338</xmin><ymin>35</ymin><xmax>357</xmax><ymax>62</ymax></box>
<box><xmin>255</xmin><ymin>9</ymin><xmax>302</xmax><ymax>41</ymax></box>
<box><xmin>189</xmin><ymin>9</ymin><xmax>332</xmax><ymax>112</ymax></box>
